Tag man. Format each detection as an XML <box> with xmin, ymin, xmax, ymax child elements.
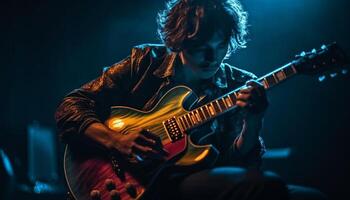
<box><xmin>55</xmin><ymin>0</ymin><xmax>326</xmax><ymax>199</ymax></box>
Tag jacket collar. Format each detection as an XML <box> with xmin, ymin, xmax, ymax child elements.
<box><xmin>152</xmin><ymin>51</ymin><xmax>178</xmax><ymax>78</ymax></box>
<box><xmin>153</xmin><ymin>51</ymin><xmax>228</xmax><ymax>89</ymax></box>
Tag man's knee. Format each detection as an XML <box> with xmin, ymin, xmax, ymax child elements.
<box><xmin>262</xmin><ymin>171</ymin><xmax>289</xmax><ymax>196</ymax></box>
<box><xmin>288</xmin><ymin>184</ymin><xmax>328</xmax><ymax>200</ymax></box>
<box><xmin>243</xmin><ymin>170</ymin><xmax>289</xmax><ymax>199</ymax></box>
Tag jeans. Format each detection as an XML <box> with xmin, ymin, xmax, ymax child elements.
<box><xmin>156</xmin><ymin>167</ymin><xmax>327</xmax><ymax>200</ymax></box>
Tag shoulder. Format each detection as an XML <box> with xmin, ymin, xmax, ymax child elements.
<box><xmin>223</xmin><ymin>63</ymin><xmax>257</xmax><ymax>84</ymax></box>
<box><xmin>108</xmin><ymin>43</ymin><xmax>168</xmax><ymax>76</ymax></box>
<box><xmin>131</xmin><ymin>43</ymin><xmax>168</xmax><ymax>61</ymax></box>
<box><xmin>129</xmin><ymin>43</ymin><xmax>168</xmax><ymax>71</ymax></box>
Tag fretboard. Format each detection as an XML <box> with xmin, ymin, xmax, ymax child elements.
<box><xmin>177</xmin><ymin>61</ymin><xmax>299</xmax><ymax>131</ymax></box>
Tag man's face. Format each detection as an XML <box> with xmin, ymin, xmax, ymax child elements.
<box><xmin>181</xmin><ymin>31</ymin><xmax>229</xmax><ymax>79</ymax></box>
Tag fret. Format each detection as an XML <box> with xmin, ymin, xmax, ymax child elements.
<box><xmin>185</xmin><ymin>114</ymin><xmax>194</xmax><ymax>127</ymax></box>
<box><xmin>217</xmin><ymin>100</ymin><xmax>223</xmax><ymax>112</ymax></box>
<box><xmin>275</xmin><ymin>70</ymin><xmax>286</xmax><ymax>81</ymax></box>
<box><xmin>179</xmin><ymin>117</ymin><xmax>189</xmax><ymax>130</ymax></box>
<box><xmin>189</xmin><ymin>112</ymin><xmax>197</xmax><ymax>124</ymax></box>
<box><xmin>262</xmin><ymin>78</ymin><xmax>269</xmax><ymax>89</ymax></box>
<box><xmin>265</xmin><ymin>75</ymin><xmax>277</xmax><ymax>87</ymax></box>
<box><xmin>207</xmin><ymin>104</ymin><xmax>216</xmax><ymax>116</ymax></box>
<box><xmin>284</xmin><ymin>65</ymin><xmax>295</xmax><ymax>77</ymax></box>
<box><xmin>183</xmin><ymin>115</ymin><xmax>192</xmax><ymax>128</ymax></box>
<box><xmin>272</xmin><ymin>73</ymin><xmax>279</xmax><ymax>84</ymax></box>
<box><xmin>178</xmin><ymin>117</ymin><xmax>187</xmax><ymax>130</ymax></box>
<box><xmin>188</xmin><ymin>114</ymin><xmax>195</xmax><ymax>127</ymax></box>
<box><xmin>183</xmin><ymin>116</ymin><xmax>190</xmax><ymax>130</ymax></box>
<box><xmin>291</xmin><ymin>64</ymin><xmax>297</xmax><ymax>73</ymax></box>
<box><xmin>229</xmin><ymin>92</ymin><xmax>237</xmax><ymax>104</ymax></box>
<box><xmin>224</xmin><ymin>95</ymin><xmax>233</xmax><ymax>107</ymax></box>
<box><xmin>213</xmin><ymin>101</ymin><xmax>222</xmax><ymax>113</ymax></box>
<box><xmin>194</xmin><ymin>110</ymin><xmax>202</xmax><ymax>122</ymax></box>
<box><xmin>218</xmin><ymin>98</ymin><xmax>227</xmax><ymax>111</ymax></box>
<box><xmin>201</xmin><ymin>106</ymin><xmax>211</xmax><ymax>119</ymax></box>
<box><xmin>198</xmin><ymin>107</ymin><xmax>206</xmax><ymax>121</ymax></box>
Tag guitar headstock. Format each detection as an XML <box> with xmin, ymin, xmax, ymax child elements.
<box><xmin>294</xmin><ymin>43</ymin><xmax>349</xmax><ymax>77</ymax></box>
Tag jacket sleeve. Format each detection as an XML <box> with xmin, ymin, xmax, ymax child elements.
<box><xmin>216</xmin><ymin>111</ymin><xmax>266</xmax><ymax>169</ymax></box>
<box><xmin>54</xmin><ymin>56</ymin><xmax>133</xmax><ymax>143</ymax></box>
<box><xmin>217</xmin><ymin>65</ymin><xmax>266</xmax><ymax>169</ymax></box>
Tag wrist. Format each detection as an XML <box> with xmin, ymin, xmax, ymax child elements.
<box><xmin>85</xmin><ymin>122</ymin><xmax>117</xmax><ymax>149</ymax></box>
<box><xmin>245</xmin><ymin>114</ymin><xmax>263</xmax><ymax>130</ymax></box>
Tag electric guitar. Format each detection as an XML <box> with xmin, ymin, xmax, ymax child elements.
<box><xmin>64</xmin><ymin>43</ymin><xmax>348</xmax><ymax>200</ymax></box>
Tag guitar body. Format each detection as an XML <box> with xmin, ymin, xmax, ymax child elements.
<box><xmin>64</xmin><ymin>86</ymin><xmax>219</xmax><ymax>200</ymax></box>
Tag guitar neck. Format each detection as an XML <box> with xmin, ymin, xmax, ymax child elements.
<box><xmin>177</xmin><ymin>61</ymin><xmax>299</xmax><ymax>132</ymax></box>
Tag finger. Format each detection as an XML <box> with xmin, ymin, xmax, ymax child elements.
<box><xmin>141</xmin><ymin>130</ymin><xmax>164</xmax><ymax>147</ymax></box>
<box><xmin>132</xmin><ymin>143</ymin><xmax>166</xmax><ymax>160</ymax></box>
<box><xmin>239</xmin><ymin>86</ymin><xmax>253</xmax><ymax>93</ymax></box>
<box><xmin>141</xmin><ymin>129</ymin><xmax>161</xmax><ymax>141</ymax></box>
<box><xmin>236</xmin><ymin>100</ymin><xmax>248</xmax><ymax>108</ymax></box>
<box><xmin>132</xmin><ymin>143</ymin><xmax>158</xmax><ymax>155</ymax></box>
<box><xmin>136</xmin><ymin>134</ymin><xmax>156</xmax><ymax>146</ymax></box>
<box><xmin>158</xmin><ymin>147</ymin><xmax>169</xmax><ymax>156</ymax></box>
<box><xmin>237</xmin><ymin>92</ymin><xmax>251</xmax><ymax>100</ymax></box>
<box><xmin>246</xmin><ymin>80</ymin><xmax>265</xmax><ymax>96</ymax></box>
<box><xmin>124</xmin><ymin>149</ymin><xmax>132</xmax><ymax>156</ymax></box>
<box><xmin>246</xmin><ymin>80</ymin><xmax>263</xmax><ymax>88</ymax></box>
<box><xmin>140</xmin><ymin>130</ymin><xmax>170</xmax><ymax>157</ymax></box>
<box><xmin>142</xmin><ymin>131</ymin><xmax>169</xmax><ymax>156</ymax></box>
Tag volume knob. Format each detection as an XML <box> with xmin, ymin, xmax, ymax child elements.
<box><xmin>125</xmin><ymin>183</ymin><xmax>137</xmax><ymax>198</ymax></box>
<box><xmin>110</xmin><ymin>189</ymin><xmax>121</xmax><ymax>200</ymax></box>
<box><xmin>105</xmin><ymin>179</ymin><xmax>116</xmax><ymax>191</ymax></box>
<box><xmin>90</xmin><ymin>189</ymin><xmax>101</xmax><ymax>200</ymax></box>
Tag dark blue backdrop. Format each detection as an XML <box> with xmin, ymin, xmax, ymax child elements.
<box><xmin>2</xmin><ymin>0</ymin><xmax>350</xmax><ymax>199</ymax></box>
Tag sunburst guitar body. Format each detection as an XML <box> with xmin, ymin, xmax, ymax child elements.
<box><xmin>64</xmin><ymin>86</ymin><xmax>219</xmax><ymax>200</ymax></box>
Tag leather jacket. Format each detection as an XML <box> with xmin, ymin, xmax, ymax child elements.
<box><xmin>55</xmin><ymin>44</ymin><xmax>266</xmax><ymax>168</ymax></box>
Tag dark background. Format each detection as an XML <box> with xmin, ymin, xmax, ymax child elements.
<box><xmin>2</xmin><ymin>0</ymin><xmax>350</xmax><ymax>199</ymax></box>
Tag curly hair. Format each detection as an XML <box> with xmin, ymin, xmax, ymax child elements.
<box><xmin>157</xmin><ymin>0</ymin><xmax>248</xmax><ymax>58</ymax></box>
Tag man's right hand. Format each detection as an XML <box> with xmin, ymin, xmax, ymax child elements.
<box><xmin>108</xmin><ymin>128</ymin><xmax>168</xmax><ymax>161</ymax></box>
<box><xmin>85</xmin><ymin>123</ymin><xmax>168</xmax><ymax>161</ymax></box>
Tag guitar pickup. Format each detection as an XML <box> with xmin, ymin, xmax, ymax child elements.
<box><xmin>163</xmin><ymin>117</ymin><xmax>184</xmax><ymax>142</ymax></box>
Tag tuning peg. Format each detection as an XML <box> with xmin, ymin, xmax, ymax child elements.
<box><xmin>318</xmin><ymin>75</ymin><xmax>326</xmax><ymax>82</ymax></box>
<box><xmin>321</xmin><ymin>44</ymin><xmax>327</xmax><ymax>50</ymax></box>
<box><xmin>311</xmin><ymin>48</ymin><xmax>317</xmax><ymax>54</ymax></box>
<box><xmin>329</xmin><ymin>72</ymin><xmax>338</xmax><ymax>78</ymax></box>
<box><xmin>341</xmin><ymin>69</ymin><xmax>348</xmax><ymax>74</ymax></box>
<box><xmin>295</xmin><ymin>51</ymin><xmax>306</xmax><ymax>58</ymax></box>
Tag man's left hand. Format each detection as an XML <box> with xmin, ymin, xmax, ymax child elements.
<box><xmin>236</xmin><ymin>80</ymin><xmax>269</xmax><ymax>118</ymax></box>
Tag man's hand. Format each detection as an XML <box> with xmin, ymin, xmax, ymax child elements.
<box><xmin>236</xmin><ymin>80</ymin><xmax>269</xmax><ymax>131</ymax></box>
<box><xmin>234</xmin><ymin>80</ymin><xmax>268</xmax><ymax>154</ymax></box>
<box><xmin>109</xmin><ymin>128</ymin><xmax>168</xmax><ymax>161</ymax></box>
<box><xmin>236</xmin><ymin>80</ymin><xmax>269</xmax><ymax>117</ymax></box>
<box><xmin>85</xmin><ymin>123</ymin><xmax>168</xmax><ymax>161</ymax></box>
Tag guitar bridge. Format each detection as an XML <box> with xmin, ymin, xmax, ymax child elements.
<box><xmin>163</xmin><ymin>117</ymin><xmax>184</xmax><ymax>142</ymax></box>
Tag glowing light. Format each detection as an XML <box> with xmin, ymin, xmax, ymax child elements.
<box><xmin>263</xmin><ymin>148</ymin><xmax>292</xmax><ymax>159</ymax></box>
<box><xmin>110</xmin><ymin>119</ymin><xmax>125</xmax><ymax>129</ymax></box>
<box><xmin>194</xmin><ymin>149</ymin><xmax>209</xmax><ymax>161</ymax></box>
